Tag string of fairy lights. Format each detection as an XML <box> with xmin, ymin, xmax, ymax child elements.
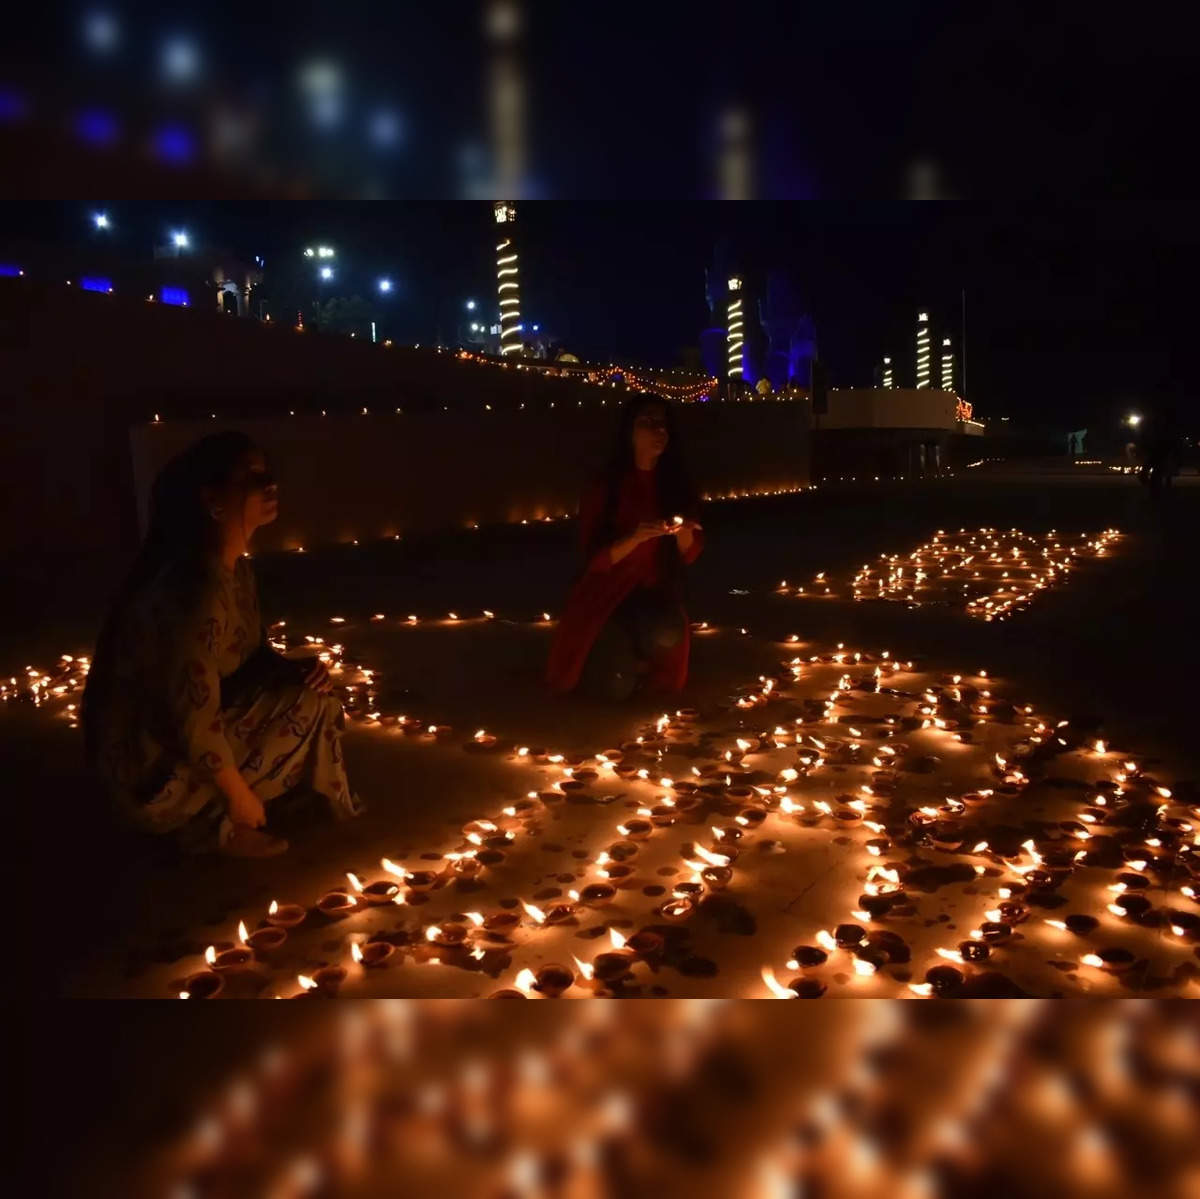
<box><xmin>7</xmin><ymin>526</ymin><xmax>1197</xmax><ymax>1001</ymax></box>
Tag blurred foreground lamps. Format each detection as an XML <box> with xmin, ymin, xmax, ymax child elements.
<box><xmin>1125</xmin><ymin>412</ymin><xmax>1142</xmax><ymax>428</ymax></box>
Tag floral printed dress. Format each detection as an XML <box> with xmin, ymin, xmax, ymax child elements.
<box><xmin>93</xmin><ymin>556</ymin><xmax>357</xmax><ymax>846</ymax></box>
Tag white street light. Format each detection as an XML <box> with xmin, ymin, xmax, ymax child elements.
<box><xmin>378</xmin><ymin>278</ymin><xmax>393</xmax><ymax>293</ymax></box>
<box><xmin>172</xmin><ymin>230</ymin><xmax>189</xmax><ymax>248</ymax></box>
<box><xmin>465</xmin><ymin>299</ymin><xmax>476</xmax><ymax>310</ymax></box>
<box><xmin>1125</xmin><ymin>412</ymin><xmax>1142</xmax><ymax>428</ymax></box>
<box><xmin>319</xmin><ymin>266</ymin><xmax>334</xmax><ymax>280</ymax></box>
<box><xmin>93</xmin><ymin>212</ymin><xmax>110</xmax><ymax>230</ymax></box>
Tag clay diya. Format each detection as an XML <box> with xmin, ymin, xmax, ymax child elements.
<box><xmin>834</xmin><ymin>924</ymin><xmax>867</xmax><ymax>949</ymax></box>
<box><xmin>591</xmin><ymin>951</ymin><xmax>635</xmax><ymax>984</ymax></box>
<box><xmin>426</xmin><ymin>924</ymin><xmax>469</xmax><ymax>948</ymax></box>
<box><xmin>599</xmin><ymin>862</ymin><xmax>636</xmax><ymax>886</ymax></box>
<box><xmin>351</xmin><ymin>941</ymin><xmax>395</xmax><ymax>967</ymax></box>
<box><xmin>978</xmin><ymin>921</ymin><xmax>1012</xmax><ymax>943</ymax></box>
<box><xmin>959</xmin><ymin>939</ymin><xmax>990</xmax><ymax>962</ymax></box>
<box><xmin>246</xmin><ymin>926</ymin><xmax>288</xmax><ymax>953</ymax></box>
<box><xmin>403</xmin><ymin>870</ymin><xmax>440</xmax><ymax>894</ymax></box>
<box><xmin>488</xmin><ymin>988</ymin><xmax>528</xmax><ymax>998</ymax></box>
<box><xmin>659</xmin><ymin>898</ymin><xmax>696</xmax><ymax>921</ymax></box>
<box><xmin>532</xmin><ymin>963</ymin><xmax>575</xmax><ymax>997</ymax></box>
<box><xmin>480</xmin><ymin>911</ymin><xmax>521</xmax><ymax>940</ymax></box>
<box><xmin>649</xmin><ymin>805</ymin><xmax>678</xmax><ymax>828</ymax></box>
<box><xmin>361</xmin><ymin>880</ymin><xmax>401</xmax><ymax>905</ymax></box>
<box><xmin>180</xmin><ymin>971</ymin><xmax>224</xmax><ymax>999</ymax></box>
<box><xmin>265</xmin><ymin>900</ymin><xmax>306</xmax><ymax>929</ymax></box>
<box><xmin>786</xmin><ymin>946</ymin><xmax>829</xmax><ymax>970</ymax></box>
<box><xmin>1082</xmin><ymin>947</ymin><xmax>1136</xmax><ymax>974</ymax></box>
<box><xmin>207</xmin><ymin>943</ymin><xmax>254</xmax><ymax>972</ymax></box>
<box><xmin>316</xmin><ymin>891</ymin><xmax>359</xmax><ymax>918</ymax></box>
<box><xmin>701</xmin><ymin>866</ymin><xmax>733</xmax><ymax>891</ymax></box>
<box><xmin>925</xmin><ymin>965</ymin><xmax>964</xmax><ymax>996</ymax></box>
<box><xmin>672</xmin><ymin>880</ymin><xmax>705</xmax><ymax>902</ymax></box>
<box><xmin>626</xmin><ymin>930</ymin><xmax>665</xmax><ymax>961</ymax></box>
<box><xmin>617</xmin><ymin>819</ymin><xmax>653</xmax><ymax>841</ymax></box>
<box><xmin>312</xmin><ymin>965</ymin><xmax>347</xmax><ymax>991</ymax></box>
<box><xmin>578</xmin><ymin>882</ymin><xmax>617</xmax><ymax>906</ymax></box>
<box><xmin>788</xmin><ymin>977</ymin><xmax>827</xmax><ymax>998</ymax></box>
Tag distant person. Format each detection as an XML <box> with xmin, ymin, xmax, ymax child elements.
<box><xmin>1143</xmin><ymin>404</ymin><xmax>1182</xmax><ymax>498</ymax></box>
<box><xmin>547</xmin><ymin>396</ymin><xmax>704</xmax><ymax>700</ymax></box>
<box><xmin>82</xmin><ymin>432</ymin><xmax>360</xmax><ymax>857</ymax></box>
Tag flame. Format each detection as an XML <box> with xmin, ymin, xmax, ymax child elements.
<box><xmin>464</xmin><ymin>912</ymin><xmax>484</xmax><ymax>927</ymax></box>
<box><xmin>692</xmin><ymin>844</ymin><xmax>731</xmax><ymax>868</ymax></box>
<box><xmin>816</xmin><ymin>930</ymin><xmax>837</xmax><ymax>952</ymax></box>
<box><xmin>380</xmin><ymin>858</ymin><xmax>408</xmax><ymax>880</ymax></box>
<box><xmin>237</xmin><ymin>920</ymin><xmax>249</xmax><ymax>944</ymax></box>
<box><xmin>908</xmin><ymin>982</ymin><xmax>934</xmax><ymax>996</ymax></box>
<box><xmin>205</xmin><ymin>945</ymin><xmax>217</xmax><ymax>965</ymax></box>
<box><xmin>426</xmin><ymin>925</ymin><xmax>442</xmax><ymax>942</ymax></box>
<box><xmin>351</xmin><ymin>942</ymin><xmax>364</xmax><ymax>963</ymax></box>
<box><xmin>514</xmin><ymin>968</ymin><xmax>537</xmax><ymax>994</ymax></box>
<box><xmin>761</xmin><ymin>966</ymin><xmax>794</xmax><ymax>998</ymax></box>
<box><xmin>345</xmin><ymin>872</ymin><xmax>364</xmax><ymax>893</ymax></box>
<box><xmin>574</xmin><ymin>956</ymin><xmax>595</xmax><ymax>981</ymax></box>
<box><xmin>609</xmin><ymin>928</ymin><xmax>627</xmax><ymax>951</ymax></box>
<box><xmin>852</xmin><ymin>958</ymin><xmax>877</xmax><ymax>977</ymax></box>
<box><xmin>521</xmin><ymin>901</ymin><xmax>547</xmax><ymax>925</ymax></box>
<box><xmin>1081</xmin><ymin>954</ymin><xmax>1104</xmax><ymax>969</ymax></box>
<box><xmin>268</xmin><ymin>900</ymin><xmax>278</xmax><ymax>916</ymax></box>
<box><xmin>297</xmin><ymin>974</ymin><xmax>317</xmax><ymax>990</ymax></box>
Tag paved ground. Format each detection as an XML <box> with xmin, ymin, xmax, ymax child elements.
<box><xmin>7</xmin><ymin>469</ymin><xmax>1198</xmax><ymax>998</ymax></box>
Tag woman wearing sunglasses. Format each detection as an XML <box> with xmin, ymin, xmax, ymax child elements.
<box><xmin>83</xmin><ymin>432</ymin><xmax>359</xmax><ymax>857</ymax></box>
<box><xmin>547</xmin><ymin>395</ymin><xmax>704</xmax><ymax>700</ymax></box>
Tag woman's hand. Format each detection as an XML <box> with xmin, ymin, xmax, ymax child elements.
<box><xmin>670</xmin><ymin>517</ymin><xmax>703</xmax><ymax>537</ymax></box>
<box><xmin>304</xmin><ymin>659</ymin><xmax>334</xmax><ymax>694</ymax></box>
<box><xmin>227</xmin><ymin>784</ymin><xmax>267</xmax><ymax>829</ymax></box>
<box><xmin>634</xmin><ymin>520</ymin><xmax>673</xmax><ymax>543</ymax></box>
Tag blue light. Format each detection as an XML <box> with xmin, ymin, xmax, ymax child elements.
<box><xmin>75</xmin><ymin>108</ymin><xmax>120</xmax><ymax>147</ymax></box>
<box><xmin>160</xmin><ymin>286</ymin><xmax>189</xmax><ymax>306</ymax></box>
<box><xmin>152</xmin><ymin>123</ymin><xmax>197</xmax><ymax>165</ymax></box>
<box><xmin>0</xmin><ymin>87</ymin><xmax>29</xmax><ymax>123</ymax></box>
<box><xmin>81</xmin><ymin>276</ymin><xmax>113</xmax><ymax>293</ymax></box>
<box><xmin>377</xmin><ymin>277</ymin><xmax>392</xmax><ymax>293</ymax></box>
<box><xmin>532</xmin><ymin>324</ymin><xmax>539</xmax><ymax>332</ymax></box>
<box><xmin>0</xmin><ymin>264</ymin><xmax>22</xmax><ymax>277</ymax></box>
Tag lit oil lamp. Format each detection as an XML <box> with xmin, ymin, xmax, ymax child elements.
<box><xmin>351</xmin><ymin>940</ymin><xmax>394</xmax><ymax>967</ymax></box>
<box><xmin>245</xmin><ymin>924</ymin><xmax>288</xmax><ymax>954</ymax></box>
<box><xmin>616</xmin><ymin>818</ymin><xmax>653</xmax><ymax>840</ymax></box>
<box><xmin>426</xmin><ymin>923</ymin><xmax>469</xmax><ymax>948</ymax></box>
<box><xmin>701</xmin><ymin>866</ymin><xmax>733</xmax><ymax>890</ymax></box>
<box><xmin>578</xmin><ymin>882</ymin><xmax>617</xmax><ymax>906</ymax></box>
<box><xmin>658</xmin><ymin>898</ymin><xmax>696</xmax><ymax>921</ymax></box>
<box><xmin>265</xmin><ymin>900</ymin><xmax>306</xmax><ymax>929</ymax></box>
<box><xmin>346</xmin><ymin>871</ymin><xmax>401</xmax><ymax>905</ymax></box>
<box><xmin>471</xmin><ymin>728</ymin><xmax>499</xmax><ymax>750</ymax></box>
<box><xmin>311</xmin><ymin>965</ymin><xmax>347</xmax><ymax>992</ymax></box>
<box><xmin>626</xmin><ymin>930</ymin><xmax>665</xmax><ymax>962</ymax></box>
<box><xmin>532</xmin><ymin>963</ymin><xmax>575</xmax><ymax>997</ymax></box>
<box><xmin>206</xmin><ymin>941</ymin><xmax>254</xmax><ymax>973</ymax></box>
<box><xmin>315</xmin><ymin>891</ymin><xmax>359</xmax><ymax>918</ymax></box>
<box><xmin>179</xmin><ymin>971</ymin><xmax>224</xmax><ymax>999</ymax></box>
<box><xmin>786</xmin><ymin>946</ymin><xmax>828</xmax><ymax>969</ymax></box>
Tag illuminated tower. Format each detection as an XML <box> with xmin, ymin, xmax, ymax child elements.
<box><xmin>726</xmin><ymin>275</ymin><xmax>744</xmax><ymax>381</ymax></box>
<box><xmin>881</xmin><ymin>356</ymin><xmax>894</xmax><ymax>388</ymax></box>
<box><xmin>915</xmin><ymin>310</ymin><xmax>931</xmax><ymax>389</ymax></box>
<box><xmin>494</xmin><ymin>201</ymin><xmax>521</xmax><ymax>355</ymax></box>
<box><xmin>940</xmin><ymin>336</ymin><xmax>954</xmax><ymax>391</ymax></box>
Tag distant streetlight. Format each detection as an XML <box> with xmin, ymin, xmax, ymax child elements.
<box><xmin>172</xmin><ymin>230</ymin><xmax>189</xmax><ymax>249</ymax></box>
<box><xmin>304</xmin><ymin>245</ymin><xmax>335</xmax><ymax>259</ymax></box>
<box><xmin>93</xmin><ymin>212</ymin><xmax>110</xmax><ymax>230</ymax></box>
<box><xmin>465</xmin><ymin>299</ymin><xmax>476</xmax><ymax>310</ymax></box>
<box><xmin>470</xmin><ymin>322</ymin><xmax>479</xmax><ymax>332</ymax></box>
<box><xmin>377</xmin><ymin>277</ymin><xmax>393</xmax><ymax>293</ymax></box>
<box><xmin>532</xmin><ymin>323</ymin><xmax>539</xmax><ymax>332</ymax></box>
<box><xmin>1125</xmin><ymin>412</ymin><xmax>1142</xmax><ymax>428</ymax></box>
<box><xmin>319</xmin><ymin>266</ymin><xmax>334</xmax><ymax>280</ymax></box>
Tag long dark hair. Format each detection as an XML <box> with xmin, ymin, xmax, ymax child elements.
<box><xmin>82</xmin><ymin>431</ymin><xmax>261</xmax><ymax>764</ymax></box>
<box><xmin>588</xmin><ymin>394</ymin><xmax>698</xmax><ymax>581</ymax></box>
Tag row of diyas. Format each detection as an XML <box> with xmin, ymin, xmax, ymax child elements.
<box><xmin>844</xmin><ymin>527</ymin><xmax>1121</xmax><ymax>620</ymax></box>
<box><xmin>172</xmin><ymin>627</ymin><xmax>1195</xmax><ymax>999</ymax></box>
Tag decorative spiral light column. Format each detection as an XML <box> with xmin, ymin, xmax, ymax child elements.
<box><xmin>941</xmin><ymin>336</ymin><xmax>954</xmax><ymax>391</ymax></box>
<box><xmin>727</xmin><ymin>275</ymin><xmax>744</xmax><ymax>383</ymax></box>
<box><xmin>915</xmin><ymin>310</ymin><xmax>931</xmax><ymax>389</ymax></box>
<box><xmin>494</xmin><ymin>202</ymin><xmax>521</xmax><ymax>356</ymax></box>
<box><xmin>881</xmin><ymin>356</ymin><xmax>894</xmax><ymax>388</ymax></box>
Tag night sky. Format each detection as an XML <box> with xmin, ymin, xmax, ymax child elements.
<box><xmin>4</xmin><ymin>202</ymin><xmax>1193</xmax><ymax>431</ymax></box>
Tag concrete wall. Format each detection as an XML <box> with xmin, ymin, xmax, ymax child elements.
<box><xmin>1</xmin><ymin>278</ymin><xmax>809</xmax><ymax>562</ymax></box>
<box><xmin>817</xmin><ymin>387</ymin><xmax>966</xmax><ymax>431</ymax></box>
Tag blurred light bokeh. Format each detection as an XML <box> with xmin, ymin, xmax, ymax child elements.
<box><xmin>35</xmin><ymin>1000</ymin><xmax>1199</xmax><ymax>1197</ymax></box>
<box><xmin>0</xmin><ymin>4</ymin><xmax>1178</xmax><ymax>199</ymax></box>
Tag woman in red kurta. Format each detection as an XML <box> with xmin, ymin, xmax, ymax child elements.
<box><xmin>547</xmin><ymin>396</ymin><xmax>704</xmax><ymax>699</ymax></box>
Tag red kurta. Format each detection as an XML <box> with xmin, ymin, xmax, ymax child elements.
<box><xmin>546</xmin><ymin>469</ymin><xmax>704</xmax><ymax>694</ymax></box>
